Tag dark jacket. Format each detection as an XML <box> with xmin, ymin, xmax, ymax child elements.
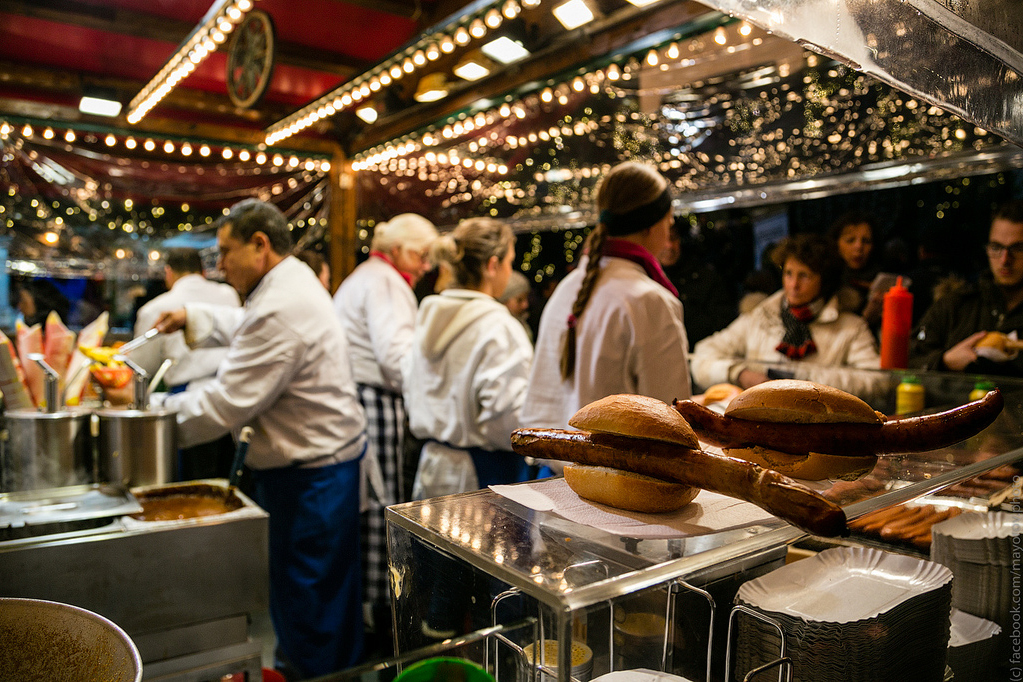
<box><xmin>909</xmin><ymin>277</ymin><xmax>1023</xmax><ymax>376</ymax></box>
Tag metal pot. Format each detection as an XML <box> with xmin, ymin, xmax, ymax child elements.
<box><xmin>1</xmin><ymin>409</ymin><xmax>93</xmax><ymax>492</ymax></box>
<box><xmin>0</xmin><ymin>597</ymin><xmax>142</xmax><ymax>682</ymax></box>
<box><xmin>95</xmin><ymin>408</ymin><xmax>178</xmax><ymax>487</ymax></box>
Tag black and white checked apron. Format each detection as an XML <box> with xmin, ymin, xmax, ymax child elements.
<box><xmin>357</xmin><ymin>384</ymin><xmax>406</xmax><ymax>618</ymax></box>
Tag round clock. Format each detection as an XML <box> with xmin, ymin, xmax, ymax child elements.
<box><xmin>226</xmin><ymin>9</ymin><xmax>276</xmax><ymax>109</ymax></box>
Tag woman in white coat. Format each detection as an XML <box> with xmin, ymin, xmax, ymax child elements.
<box><xmin>403</xmin><ymin>217</ymin><xmax>533</xmax><ymax>498</ymax></box>
<box><xmin>690</xmin><ymin>233</ymin><xmax>881</xmax><ymax>396</ymax></box>
<box><xmin>332</xmin><ymin>213</ymin><xmax>437</xmax><ymax>650</ymax></box>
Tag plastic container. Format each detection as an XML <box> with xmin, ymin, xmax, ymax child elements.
<box><xmin>395</xmin><ymin>657</ymin><xmax>495</xmax><ymax>682</ymax></box>
<box><xmin>970</xmin><ymin>381</ymin><xmax>996</xmax><ymax>402</ymax></box>
<box><xmin>881</xmin><ymin>276</ymin><xmax>914</xmax><ymax>369</ymax></box>
<box><xmin>896</xmin><ymin>375</ymin><xmax>925</xmax><ymax>415</ymax></box>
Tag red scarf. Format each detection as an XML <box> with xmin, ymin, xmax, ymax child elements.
<box><xmin>602</xmin><ymin>238</ymin><xmax>679</xmax><ymax>297</ymax></box>
<box><xmin>370</xmin><ymin>250</ymin><xmax>414</xmax><ymax>287</ymax></box>
<box><xmin>776</xmin><ymin>300</ymin><xmax>820</xmax><ymax>359</ymax></box>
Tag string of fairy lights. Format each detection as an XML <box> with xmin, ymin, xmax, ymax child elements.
<box><xmin>264</xmin><ymin>0</ymin><xmax>540</xmax><ymax>146</ymax></box>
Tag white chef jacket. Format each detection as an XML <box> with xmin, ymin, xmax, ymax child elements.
<box><xmin>159</xmin><ymin>256</ymin><xmax>367</xmax><ymax>469</ymax></box>
<box><xmin>403</xmin><ymin>289</ymin><xmax>533</xmax><ymax>450</ymax></box>
<box><xmin>521</xmin><ymin>255</ymin><xmax>691</xmax><ymax>430</ymax></box>
<box><xmin>333</xmin><ymin>255</ymin><xmax>417</xmax><ymax>393</ymax></box>
<box><xmin>132</xmin><ymin>273</ymin><xmax>240</xmax><ymax>388</ymax></box>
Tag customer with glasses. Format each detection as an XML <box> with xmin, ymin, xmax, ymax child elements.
<box><xmin>910</xmin><ymin>199</ymin><xmax>1023</xmax><ymax>375</ymax></box>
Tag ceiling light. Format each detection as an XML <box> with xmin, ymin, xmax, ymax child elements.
<box><xmin>481</xmin><ymin>36</ymin><xmax>530</xmax><ymax>64</ymax></box>
<box><xmin>552</xmin><ymin>0</ymin><xmax>594</xmax><ymax>29</ymax></box>
<box><xmin>415</xmin><ymin>74</ymin><xmax>449</xmax><ymax>102</ymax></box>
<box><xmin>356</xmin><ymin>106</ymin><xmax>379</xmax><ymax>124</ymax></box>
<box><xmin>455</xmin><ymin>26</ymin><xmax>471</xmax><ymax>45</ymax></box>
<box><xmin>453</xmin><ymin>52</ymin><xmax>494</xmax><ymax>81</ymax></box>
<box><xmin>79</xmin><ymin>95</ymin><xmax>123</xmax><ymax>117</ymax></box>
<box><xmin>625</xmin><ymin>0</ymin><xmax>661</xmax><ymax>5</ymax></box>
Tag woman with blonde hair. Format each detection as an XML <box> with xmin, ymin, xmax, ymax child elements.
<box><xmin>403</xmin><ymin>217</ymin><xmax>533</xmax><ymax>498</ymax></box>
<box><xmin>332</xmin><ymin>212</ymin><xmax>437</xmax><ymax>653</ymax></box>
<box><xmin>522</xmin><ymin>162</ymin><xmax>691</xmax><ymax>439</ymax></box>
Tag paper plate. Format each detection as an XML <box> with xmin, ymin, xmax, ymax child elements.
<box><xmin>948</xmin><ymin>608</ymin><xmax>1001</xmax><ymax>647</ymax></box>
<box><xmin>736</xmin><ymin>546</ymin><xmax>952</xmax><ymax>623</ymax></box>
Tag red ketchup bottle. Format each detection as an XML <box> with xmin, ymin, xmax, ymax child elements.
<box><xmin>880</xmin><ymin>276</ymin><xmax>913</xmax><ymax>369</ymax></box>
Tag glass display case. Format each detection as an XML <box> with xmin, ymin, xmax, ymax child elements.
<box><xmin>386</xmin><ymin>368</ymin><xmax>1023</xmax><ymax>682</ymax></box>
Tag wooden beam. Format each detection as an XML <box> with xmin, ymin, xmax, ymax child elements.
<box><xmin>329</xmin><ymin>151</ymin><xmax>359</xmax><ymax>285</ymax></box>
<box><xmin>0</xmin><ymin>0</ymin><xmax>367</xmax><ymax>77</ymax></box>
<box><xmin>351</xmin><ymin>0</ymin><xmax>711</xmax><ymax>151</ymax></box>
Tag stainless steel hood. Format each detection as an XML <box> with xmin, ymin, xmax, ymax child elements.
<box><xmin>693</xmin><ymin>0</ymin><xmax>1023</xmax><ymax>148</ymax></box>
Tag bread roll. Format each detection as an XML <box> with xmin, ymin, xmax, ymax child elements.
<box><xmin>976</xmin><ymin>331</ymin><xmax>1023</xmax><ymax>352</ymax></box>
<box><xmin>702</xmin><ymin>383</ymin><xmax>743</xmax><ymax>405</ymax></box>
<box><xmin>725</xmin><ymin>379</ymin><xmax>881</xmax><ymax>424</ymax></box>
<box><xmin>569</xmin><ymin>394</ymin><xmax>699</xmax><ymax>448</ymax></box>
<box><xmin>723</xmin><ymin>446</ymin><xmax>878</xmax><ymax>481</ymax></box>
<box><xmin>563</xmin><ymin>464</ymin><xmax>699</xmax><ymax>513</ymax></box>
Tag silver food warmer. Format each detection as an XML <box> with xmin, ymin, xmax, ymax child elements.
<box><xmin>0</xmin><ymin>479</ymin><xmax>269</xmax><ymax>681</ymax></box>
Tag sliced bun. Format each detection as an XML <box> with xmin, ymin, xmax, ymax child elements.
<box><xmin>725</xmin><ymin>379</ymin><xmax>881</xmax><ymax>424</ymax></box>
<box><xmin>723</xmin><ymin>446</ymin><xmax>878</xmax><ymax>481</ymax></box>
<box><xmin>702</xmin><ymin>383</ymin><xmax>743</xmax><ymax>405</ymax></box>
<box><xmin>563</xmin><ymin>464</ymin><xmax>699</xmax><ymax>513</ymax></box>
<box><xmin>569</xmin><ymin>394</ymin><xmax>699</xmax><ymax>449</ymax></box>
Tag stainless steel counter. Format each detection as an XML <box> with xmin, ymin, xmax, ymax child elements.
<box><xmin>0</xmin><ymin>479</ymin><xmax>269</xmax><ymax>681</ymax></box>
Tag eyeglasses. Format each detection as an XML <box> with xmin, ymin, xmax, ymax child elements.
<box><xmin>986</xmin><ymin>241</ymin><xmax>1023</xmax><ymax>259</ymax></box>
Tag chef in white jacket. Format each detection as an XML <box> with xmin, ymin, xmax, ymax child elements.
<box><xmin>152</xmin><ymin>199</ymin><xmax>367</xmax><ymax>680</ymax></box>
<box><xmin>402</xmin><ymin>217</ymin><xmax>533</xmax><ymax>499</ymax></box>
<box><xmin>332</xmin><ymin>212</ymin><xmax>436</xmax><ymax>647</ymax></box>
<box><xmin>131</xmin><ymin>247</ymin><xmax>240</xmax><ymax>480</ymax></box>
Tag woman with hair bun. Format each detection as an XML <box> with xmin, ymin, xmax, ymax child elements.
<box><xmin>403</xmin><ymin>217</ymin><xmax>533</xmax><ymax>498</ymax></box>
<box><xmin>522</xmin><ymin>162</ymin><xmax>691</xmax><ymax>440</ymax></box>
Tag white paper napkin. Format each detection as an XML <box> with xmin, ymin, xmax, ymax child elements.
<box><xmin>489</xmin><ymin>478</ymin><xmax>775</xmax><ymax>539</ymax></box>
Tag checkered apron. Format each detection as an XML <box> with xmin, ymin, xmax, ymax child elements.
<box><xmin>357</xmin><ymin>384</ymin><xmax>406</xmax><ymax>615</ymax></box>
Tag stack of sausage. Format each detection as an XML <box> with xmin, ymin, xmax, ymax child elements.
<box><xmin>848</xmin><ymin>504</ymin><xmax>963</xmax><ymax>551</ymax></box>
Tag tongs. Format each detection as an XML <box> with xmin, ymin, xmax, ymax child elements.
<box><xmin>116</xmin><ymin>327</ymin><xmax>160</xmax><ymax>355</ymax></box>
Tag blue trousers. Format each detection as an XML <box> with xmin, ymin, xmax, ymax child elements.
<box><xmin>253</xmin><ymin>457</ymin><xmax>363</xmax><ymax>679</ymax></box>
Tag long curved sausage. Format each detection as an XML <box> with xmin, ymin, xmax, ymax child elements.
<box><xmin>510</xmin><ymin>428</ymin><xmax>847</xmax><ymax>537</ymax></box>
<box><xmin>672</xmin><ymin>389</ymin><xmax>1003</xmax><ymax>457</ymax></box>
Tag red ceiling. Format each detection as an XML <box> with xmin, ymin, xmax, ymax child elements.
<box><xmin>0</xmin><ymin>0</ymin><xmax>430</xmax><ymax>112</ymax></box>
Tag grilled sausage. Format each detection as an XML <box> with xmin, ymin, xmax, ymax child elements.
<box><xmin>510</xmin><ymin>428</ymin><xmax>847</xmax><ymax>537</ymax></box>
<box><xmin>672</xmin><ymin>389</ymin><xmax>1003</xmax><ymax>458</ymax></box>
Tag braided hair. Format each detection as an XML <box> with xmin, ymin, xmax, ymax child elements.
<box><xmin>559</xmin><ymin>162</ymin><xmax>669</xmax><ymax>379</ymax></box>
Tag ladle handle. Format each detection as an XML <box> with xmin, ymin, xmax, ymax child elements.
<box><xmin>229</xmin><ymin>427</ymin><xmax>255</xmax><ymax>489</ymax></box>
<box><xmin>27</xmin><ymin>353</ymin><xmax>60</xmax><ymax>412</ymax></box>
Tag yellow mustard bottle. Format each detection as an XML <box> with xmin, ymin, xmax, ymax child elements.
<box><xmin>896</xmin><ymin>375</ymin><xmax>925</xmax><ymax>415</ymax></box>
<box><xmin>970</xmin><ymin>380</ymin><xmax>996</xmax><ymax>402</ymax></box>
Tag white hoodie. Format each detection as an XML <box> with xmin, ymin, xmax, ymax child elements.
<box><xmin>403</xmin><ymin>289</ymin><xmax>533</xmax><ymax>452</ymax></box>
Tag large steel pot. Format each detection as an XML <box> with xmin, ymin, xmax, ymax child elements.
<box><xmin>95</xmin><ymin>408</ymin><xmax>178</xmax><ymax>487</ymax></box>
<box><xmin>0</xmin><ymin>597</ymin><xmax>142</xmax><ymax>681</ymax></box>
<box><xmin>1</xmin><ymin>409</ymin><xmax>92</xmax><ymax>492</ymax></box>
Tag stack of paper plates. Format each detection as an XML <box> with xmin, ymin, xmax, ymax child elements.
<box><xmin>946</xmin><ymin>608</ymin><xmax>1001</xmax><ymax>682</ymax></box>
<box><xmin>931</xmin><ymin>511</ymin><xmax>1020</xmax><ymax>636</ymax></box>
<box><xmin>733</xmin><ymin>546</ymin><xmax>953</xmax><ymax>682</ymax></box>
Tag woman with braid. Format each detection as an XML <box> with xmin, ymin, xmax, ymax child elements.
<box><xmin>521</xmin><ymin>162</ymin><xmax>691</xmax><ymax>450</ymax></box>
